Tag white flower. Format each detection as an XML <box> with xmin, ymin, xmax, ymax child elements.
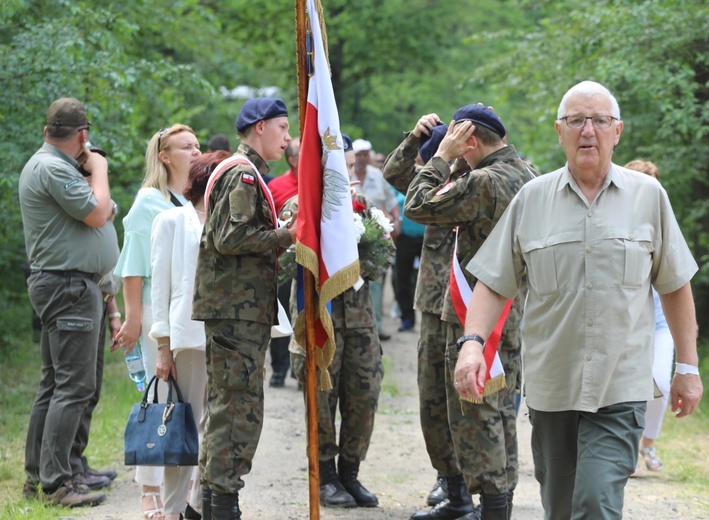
<box><xmin>353</xmin><ymin>213</ymin><xmax>366</xmax><ymax>242</ymax></box>
<box><xmin>370</xmin><ymin>207</ymin><xmax>394</xmax><ymax>233</ymax></box>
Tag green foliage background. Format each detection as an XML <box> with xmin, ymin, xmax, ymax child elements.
<box><xmin>1</xmin><ymin>0</ymin><xmax>708</xmax><ymax>348</ymax></box>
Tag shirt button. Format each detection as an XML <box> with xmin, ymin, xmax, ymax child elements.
<box><xmin>586</xmin><ymin>282</ymin><xmax>593</xmax><ymax>289</ymax></box>
<box><xmin>585</xmin><ymin>246</ymin><xmax>592</xmax><ymax>253</ymax></box>
<box><xmin>587</xmin><ymin>319</ymin><xmax>594</xmax><ymax>326</ymax></box>
<box><xmin>586</xmin><ymin>355</ymin><xmax>592</xmax><ymax>361</ymax></box>
<box><xmin>587</xmin><ymin>211</ymin><xmax>593</xmax><ymax>217</ymax></box>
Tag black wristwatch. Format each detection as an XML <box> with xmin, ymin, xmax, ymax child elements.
<box><xmin>456</xmin><ymin>334</ymin><xmax>485</xmax><ymax>351</ymax></box>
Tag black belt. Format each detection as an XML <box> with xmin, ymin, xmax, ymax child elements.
<box><xmin>33</xmin><ymin>270</ymin><xmax>100</xmax><ymax>282</ymax></box>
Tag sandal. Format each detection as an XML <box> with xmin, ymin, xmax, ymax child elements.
<box><xmin>641</xmin><ymin>446</ymin><xmax>664</xmax><ymax>472</ymax></box>
<box><xmin>141</xmin><ymin>491</ymin><xmax>165</xmax><ymax>519</ymax></box>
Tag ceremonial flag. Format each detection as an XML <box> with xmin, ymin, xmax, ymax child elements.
<box><xmin>449</xmin><ymin>227</ymin><xmax>511</xmax><ymax>400</ymax></box>
<box><xmin>294</xmin><ymin>0</ymin><xmax>360</xmax><ymax>390</ymax></box>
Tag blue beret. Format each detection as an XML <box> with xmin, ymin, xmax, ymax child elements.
<box><xmin>452</xmin><ymin>104</ymin><xmax>506</xmax><ymax>138</ymax></box>
<box><xmin>236</xmin><ymin>97</ymin><xmax>289</xmax><ymax>133</ymax></box>
<box><xmin>418</xmin><ymin>123</ymin><xmax>448</xmax><ymax>164</ymax></box>
<box><xmin>342</xmin><ymin>134</ymin><xmax>353</xmax><ymax>153</ymax></box>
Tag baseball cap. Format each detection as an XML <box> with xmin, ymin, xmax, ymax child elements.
<box><xmin>352</xmin><ymin>139</ymin><xmax>372</xmax><ymax>153</ymax></box>
<box><xmin>46</xmin><ymin>98</ymin><xmax>91</xmax><ymax>128</ymax></box>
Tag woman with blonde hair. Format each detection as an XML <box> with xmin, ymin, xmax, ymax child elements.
<box><xmin>114</xmin><ymin>124</ymin><xmax>201</xmax><ymax>519</ymax></box>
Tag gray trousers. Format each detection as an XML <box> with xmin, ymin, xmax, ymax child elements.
<box><xmin>24</xmin><ymin>271</ymin><xmax>102</xmax><ymax>488</ymax></box>
<box><xmin>70</xmin><ymin>300</ymin><xmax>108</xmax><ymax>474</ymax></box>
<box><xmin>528</xmin><ymin>402</ymin><xmax>646</xmax><ymax>520</ymax></box>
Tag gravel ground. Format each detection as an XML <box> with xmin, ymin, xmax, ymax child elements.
<box><xmin>77</xmin><ymin>285</ymin><xmax>705</xmax><ymax>520</ymax></box>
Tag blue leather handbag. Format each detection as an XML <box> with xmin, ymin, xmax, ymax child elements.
<box><xmin>124</xmin><ymin>375</ymin><xmax>199</xmax><ymax>466</ymax></box>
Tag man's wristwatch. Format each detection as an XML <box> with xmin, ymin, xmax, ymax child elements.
<box><xmin>456</xmin><ymin>334</ymin><xmax>485</xmax><ymax>351</ymax></box>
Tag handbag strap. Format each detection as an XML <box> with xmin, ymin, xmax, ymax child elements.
<box><xmin>141</xmin><ymin>374</ymin><xmax>186</xmax><ymax>405</ymax></box>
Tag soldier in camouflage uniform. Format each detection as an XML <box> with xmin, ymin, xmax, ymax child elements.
<box><xmin>191</xmin><ymin>98</ymin><xmax>297</xmax><ymax>520</ymax></box>
<box><xmin>383</xmin><ymin>115</ymin><xmax>476</xmax><ymax>517</ymax></box>
<box><xmin>289</xmin><ymin>135</ymin><xmax>395</xmax><ymax>509</ymax></box>
<box><xmin>404</xmin><ymin>105</ymin><xmax>536</xmax><ymax>520</ymax></box>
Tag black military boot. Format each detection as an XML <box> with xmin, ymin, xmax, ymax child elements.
<box><xmin>507</xmin><ymin>490</ymin><xmax>514</xmax><ymax>520</ymax></box>
<box><xmin>319</xmin><ymin>459</ymin><xmax>356</xmax><ymax>508</ymax></box>
<box><xmin>202</xmin><ymin>486</ymin><xmax>212</xmax><ymax>520</ymax></box>
<box><xmin>480</xmin><ymin>493</ymin><xmax>508</xmax><ymax>520</ymax></box>
<box><xmin>338</xmin><ymin>457</ymin><xmax>378</xmax><ymax>507</ymax></box>
<box><xmin>427</xmin><ymin>472</ymin><xmax>448</xmax><ymax>506</ymax></box>
<box><xmin>211</xmin><ymin>491</ymin><xmax>241</xmax><ymax>520</ymax></box>
<box><xmin>410</xmin><ymin>474</ymin><xmax>474</xmax><ymax>520</ymax></box>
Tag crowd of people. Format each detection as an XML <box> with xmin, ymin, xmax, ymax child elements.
<box><xmin>18</xmin><ymin>80</ymin><xmax>703</xmax><ymax>520</ymax></box>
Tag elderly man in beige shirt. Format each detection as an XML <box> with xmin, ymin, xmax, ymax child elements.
<box><xmin>454</xmin><ymin>81</ymin><xmax>703</xmax><ymax>520</ymax></box>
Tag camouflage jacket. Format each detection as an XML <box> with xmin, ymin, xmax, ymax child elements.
<box><xmin>404</xmin><ymin>144</ymin><xmax>536</xmax><ymax>330</ymax></box>
<box><xmin>382</xmin><ymin>131</ymin><xmax>465</xmax><ymax>315</ymax></box>
<box><xmin>282</xmin><ymin>192</ymin><xmax>393</xmax><ymax>330</ymax></box>
<box><xmin>192</xmin><ymin>143</ymin><xmax>292</xmax><ymax>324</ymax></box>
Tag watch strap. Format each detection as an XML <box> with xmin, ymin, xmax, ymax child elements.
<box><xmin>456</xmin><ymin>334</ymin><xmax>485</xmax><ymax>351</ymax></box>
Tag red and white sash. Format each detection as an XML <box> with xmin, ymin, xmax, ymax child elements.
<box><xmin>449</xmin><ymin>227</ymin><xmax>512</xmax><ymax>399</ymax></box>
<box><xmin>204</xmin><ymin>154</ymin><xmax>277</xmax><ymax>229</ymax></box>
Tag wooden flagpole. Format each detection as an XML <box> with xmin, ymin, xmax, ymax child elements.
<box><xmin>295</xmin><ymin>0</ymin><xmax>321</xmax><ymax>517</ymax></box>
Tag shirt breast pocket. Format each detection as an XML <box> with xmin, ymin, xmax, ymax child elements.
<box><xmin>607</xmin><ymin>229</ymin><xmax>653</xmax><ymax>288</ymax></box>
<box><xmin>593</xmin><ymin>227</ymin><xmax>654</xmax><ymax>288</ymax></box>
<box><xmin>521</xmin><ymin>231</ymin><xmax>582</xmax><ymax>297</ymax></box>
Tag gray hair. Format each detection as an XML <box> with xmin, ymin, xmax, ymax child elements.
<box><xmin>557</xmin><ymin>81</ymin><xmax>621</xmax><ymax>120</ymax></box>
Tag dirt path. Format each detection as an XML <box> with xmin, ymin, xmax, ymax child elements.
<box><xmin>80</xmin><ymin>285</ymin><xmax>703</xmax><ymax>519</ymax></box>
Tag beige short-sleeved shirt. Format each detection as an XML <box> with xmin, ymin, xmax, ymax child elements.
<box><xmin>467</xmin><ymin>163</ymin><xmax>697</xmax><ymax>412</ymax></box>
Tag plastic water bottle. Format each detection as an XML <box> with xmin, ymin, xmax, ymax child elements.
<box><xmin>125</xmin><ymin>341</ymin><xmax>146</xmax><ymax>391</ymax></box>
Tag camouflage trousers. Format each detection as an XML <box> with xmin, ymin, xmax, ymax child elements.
<box><xmin>291</xmin><ymin>324</ymin><xmax>384</xmax><ymax>462</ymax></box>
<box><xmin>445</xmin><ymin>321</ymin><xmax>521</xmax><ymax>495</ymax></box>
<box><xmin>201</xmin><ymin>319</ymin><xmax>270</xmax><ymax>494</ymax></box>
<box><xmin>417</xmin><ymin>312</ymin><xmax>461</xmax><ymax>476</ymax></box>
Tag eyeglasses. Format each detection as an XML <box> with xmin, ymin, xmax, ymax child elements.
<box><xmin>558</xmin><ymin>115</ymin><xmax>618</xmax><ymax>129</ymax></box>
<box><xmin>156</xmin><ymin>127</ymin><xmax>169</xmax><ymax>151</ymax></box>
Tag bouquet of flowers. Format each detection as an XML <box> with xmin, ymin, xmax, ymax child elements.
<box><xmin>278</xmin><ymin>198</ymin><xmax>395</xmax><ymax>284</ymax></box>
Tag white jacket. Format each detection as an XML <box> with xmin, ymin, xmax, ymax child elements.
<box><xmin>149</xmin><ymin>202</ymin><xmax>205</xmax><ymax>354</ymax></box>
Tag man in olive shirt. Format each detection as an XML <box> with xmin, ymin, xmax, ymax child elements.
<box><xmin>456</xmin><ymin>81</ymin><xmax>703</xmax><ymax>520</ymax></box>
<box><xmin>19</xmin><ymin>98</ymin><xmax>117</xmax><ymax>508</ymax></box>
<box><xmin>192</xmin><ymin>97</ymin><xmax>296</xmax><ymax>519</ymax></box>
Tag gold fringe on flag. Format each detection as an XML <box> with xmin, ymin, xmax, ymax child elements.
<box><xmin>459</xmin><ymin>374</ymin><xmax>508</xmax><ymax>408</ymax></box>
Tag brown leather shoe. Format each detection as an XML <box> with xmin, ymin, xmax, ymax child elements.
<box><xmin>73</xmin><ymin>471</ymin><xmax>112</xmax><ymax>490</ymax></box>
<box><xmin>47</xmin><ymin>481</ymin><xmax>106</xmax><ymax>508</ymax></box>
<box><xmin>22</xmin><ymin>481</ymin><xmax>38</xmax><ymax>499</ymax></box>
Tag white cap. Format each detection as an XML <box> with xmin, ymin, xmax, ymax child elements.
<box><xmin>352</xmin><ymin>138</ymin><xmax>372</xmax><ymax>153</ymax></box>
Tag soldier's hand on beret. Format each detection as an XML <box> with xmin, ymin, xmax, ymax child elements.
<box><xmin>435</xmin><ymin>120</ymin><xmax>475</xmax><ymax>163</ymax></box>
<box><xmin>413</xmin><ymin>113</ymin><xmax>441</xmax><ymax>138</ymax></box>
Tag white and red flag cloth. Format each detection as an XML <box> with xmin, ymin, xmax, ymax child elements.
<box><xmin>294</xmin><ymin>0</ymin><xmax>360</xmax><ymax>390</ymax></box>
<box><xmin>449</xmin><ymin>227</ymin><xmax>512</xmax><ymax>401</ymax></box>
